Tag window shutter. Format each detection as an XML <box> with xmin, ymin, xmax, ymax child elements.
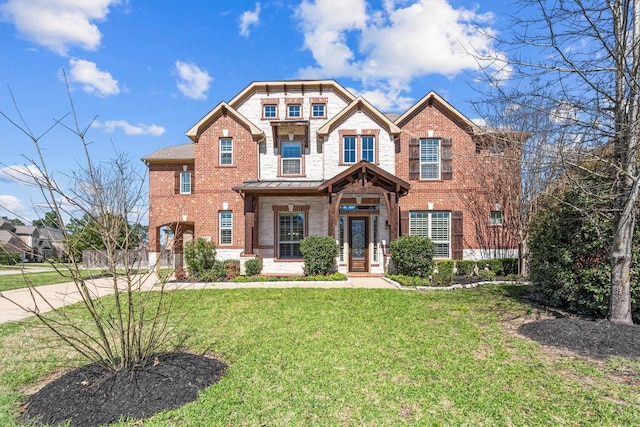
<box><xmin>174</xmin><ymin>172</ymin><xmax>180</xmax><ymax>194</ymax></box>
<box><xmin>400</xmin><ymin>209</ymin><xmax>410</xmax><ymax>236</ymax></box>
<box><xmin>452</xmin><ymin>210</ymin><xmax>463</xmax><ymax>260</ymax></box>
<box><xmin>190</xmin><ymin>172</ymin><xmax>194</xmax><ymax>193</ymax></box>
<box><xmin>441</xmin><ymin>138</ymin><xmax>453</xmax><ymax>180</ymax></box>
<box><xmin>408</xmin><ymin>138</ymin><xmax>420</xmax><ymax>180</ymax></box>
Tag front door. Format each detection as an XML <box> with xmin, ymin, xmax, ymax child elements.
<box><xmin>349</xmin><ymin>217</ymin><xmax>368</xmax><ymax>272</ymax></box>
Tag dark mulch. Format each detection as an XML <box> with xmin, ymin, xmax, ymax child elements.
<box><xmin>19</xmin><ymin>352</ymin><xmax>227</xmax><ymax>427</ymax></box>
<box><xmin>519</xmin><ymin>317</ymin><xmax>640</xmax><ymax>359</ymax></box>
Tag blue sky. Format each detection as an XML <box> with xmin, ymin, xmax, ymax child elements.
<box><xmin>0</xmin><ymin>0</ymin><xmax>512</xmax><ymax>225</ymax></box>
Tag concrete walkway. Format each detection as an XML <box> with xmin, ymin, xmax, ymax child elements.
<box><xmin>0</xmin><ymin>275</ymin><xmax>396</xmax><ymax>324</ymax></box>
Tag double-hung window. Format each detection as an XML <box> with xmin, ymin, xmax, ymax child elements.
<box><xmin>409</xmin><ymin>211</ymin><xmax>451</xmax><ymax>258</ymax></box>
<box><xmin>281</xmin><ymin>141</ymin><xmax>302</xmax><ymax>175</ymax></box>
<box><xmin>420</xmin><ymin>138</ymin><xmax>440</xmax><ymax>180</ymax></box>
<box><xmin>220</xmin><ymin>138</ymin><xmax>233</xmax><ymax>165</ymax></box>
<box><xmin>180</xmin><ymin>171</ymin><xmax>191</xmax><ymax>194</ymax></box>
<box><xmin>219</xmin><ymin>211</ymin><xmax>232</xmax><ymax>245</ymax></box>
<box><xmin>343</xmin><ymin>136</ymin><xmax>356</xmax><ymax>163</ymax></box>
<box><xmin>279</xmin><ymin>212</ymin><xmax>304</xmax><ymax>258</ymax></box>
<box><xmin>361</xmin><ymin>135</ymin><xmax>375</xmax><ymax>162</ymax></box>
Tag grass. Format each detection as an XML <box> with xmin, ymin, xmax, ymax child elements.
<box><xmin>1</xmin><ymin>284</ymin><xmax>639</xmax><ymax>425</ymax></box>
<box><xmin>0</xmin><ymin>269</ymin><xmax>108</xmax><ymax>292</ymax></box>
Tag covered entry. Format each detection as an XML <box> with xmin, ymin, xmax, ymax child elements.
<box><xmin>319</xmin><ymin>161</ymin><xmax>410</xmax><ymax>274</ymax></box>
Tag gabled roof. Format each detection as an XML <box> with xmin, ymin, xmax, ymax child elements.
<box><xmin>317</xmin><ymin>97</ymin><xmax>402</xmax><ymax>138</ymax></box>
<box><xmin>185</xmin><ymin>101</ymin><xmax>264</xmax><ymax>143</ymax></box>
<box><xmin>319</xmin><ymin>160</ymin><xmax>410</xmax><ymax>196</ymax></box>
<box><xmin>228</xmin><ymin>80</ymin><xmax>356</xmax><ymax>108</ymax></box>
<box><xmin>141</xmin><ymin>143</ymin><xmax>194</xmax><ymax>164</ymax></box>
<box><xmin>395</xmin><ymin>91</ymin><xmax>479</xmax><ymax>133</ymax></box>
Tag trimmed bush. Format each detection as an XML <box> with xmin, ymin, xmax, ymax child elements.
<box><xmin>299</xmin><ymin>236</ymin><xmax>338</xmax><ymax>276</ymax></box>
<box><xmin>183</xmin><ymin>238</ymin><xmax>217</xmax><ymax>279</ymax></box>
<box><xmin>502</xmin><ymin>258</ymin><xmax>519</xmax><ymax>275</ymax></box>
<box><xmin>482</xmin><ymin>259</ymin><xmax>505</xmax><ymax>276</ymax></box>
<box><xmin>433</xmin><ymin>260</ymin><xmax>455</xmax><ymax>286</ymax></box>
<box><xmin>244</xmin><ymin>258</ymin><xmax>262</xmax><ymax>276</ymax></box>
<box><xmin>478</xmin><ymin>269</ymin><xmax>497</xmax><ymax>281</ymax></box>
<box><xmin>224</xmin><ymin>260</ymin><xmax>240</xmax><ymax>279</ymax></box>
<box><xmin>456</xmin><ymin>260</ymin><xmax>476</xmax><ymax>276</ymax></box>
<box><xmin>389</xmin><ymin>235</ymin><xmax>435</xmax><ymax>277</ymax></box>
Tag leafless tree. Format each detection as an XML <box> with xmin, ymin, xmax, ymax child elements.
<box><xmin>475</xmin><ymin>0</ymin><xmax>640</xmax><ymax>324</ymax></box>
<box><xmin>0</xmin><ymin>77</ymin><xmax>183</xmax><ymax>370</ymax></box>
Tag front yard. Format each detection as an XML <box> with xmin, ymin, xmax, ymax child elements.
<box><xmin>1</xmin><ymin>285</ymin><xmax>639</xmax><ymax>425</ymax></box>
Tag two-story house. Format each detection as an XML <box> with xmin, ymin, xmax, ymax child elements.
<box><xmin>143</xmin><ymin>80</ymin><xmax>519</xmax><ymax>275</ymax></box>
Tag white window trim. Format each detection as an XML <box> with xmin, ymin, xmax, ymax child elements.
<box><xmin>420</xmin><ymin>138</ymin><xmax>441</xmax><ymax>180</ymax></box>
<box><xmin>220</xmin><ymin>138</ymin><xmax>233</xmax><ymax>166</ymax></box>
<box><xmin>219</xmin><ymin>211</ymin><xmax>232</xmax><ymax>245</ymax></box>
<box><xmin>180</xmin><ymin>171</ymin><xmax>191</xmax><ymax>194</ymax></box>
<box><xmin>409</xmin><ymin>211</ymin><xmax>451</xmax><ymax>259</ymax></box>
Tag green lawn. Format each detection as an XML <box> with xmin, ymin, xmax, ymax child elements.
<box><xmin>0</xmin><ymin>269</ymin><xmax>107</xmax><ymax>292</ymax></box>
<box><xmin>1</xmin><ymin>285</ymin><xmax>639</xmax><ymax>426</ymax></box>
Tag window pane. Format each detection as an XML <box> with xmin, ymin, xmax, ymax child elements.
<box><xmin>180</xmin><ymin>172</ymin><xmax>191</xmax><ymax>194</ymax></box>
<box><xmin>362</xmin><ymin>135</ymin><xmax>374</xmax><ymax>162</ymax></box>
<box><xmin>220</xmin><ymin>138</ymin><xmax>233</xmax><ymax>165</ymax></box>
<box><xmin>282</xmin><ymin>159</ymin><xmax>301</xmax><ymax>174</ymax></box>
<box><xmin>430</xmin><ymin>212</ymin><xmax>450</xmax><ymax>241</ymax></box>
<box><xmin>490</xmin><ymin>211</ymin><xmax>503</xmax><ymax>225</ymax></box>
<box><xmin>279</xmin><ymin>212</ymin><xmax>304</xmax><ymax>259</ymax></box>
<box><xmin>409</xmin><ymin>211</ymin><xmax>429</xmax><ymax>236</ymax></box>
<box><xmin>264</xmin><ymin>105</ymin><xmax>277</xmax><ymax>118</ymax></box>
<box><xmin>420</xmin><ymin>138</ymin><xmax>440</xmax><ymax>179</ymax></box>
<box><xmin>219</xmin><ymin>211</ymin><xmax>232</xmax><ymax>245</ymax></box>
<box><xmin>312</xmin><ymin>104</ymin><xmax>325</xmax><ymax>117</ymax></box>
<box><xmin>281</xmin><ymin>142</ymin><xmax>301</xmax><ymax>175</ymax></box>
<box><xmin>288</xmin><ymin>104</ymin><xmax>301</xmax><ymax>117</ymax></box>
<box><xmin>343</xmin><ymin>136</ymin><xmax>356</xmax><ymax>163</ymax></box>
<box><xmin>282</xmin><ymin>142</ymin><xmax>301</xmax><ymax>158</ymax></box>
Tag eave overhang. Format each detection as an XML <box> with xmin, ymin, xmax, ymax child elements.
<box><xmin>318</xmin><ymin>160</ymin><xmax>411</xmax><ymax>196</ymax></box>
<box><xmin>317</xmin><ymin>97</ymin><xmax>402</xmax><ymax>140</ymax></box>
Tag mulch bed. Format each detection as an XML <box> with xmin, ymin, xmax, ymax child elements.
<box><xmin>19</xmin><ymin>352</ymin><xmax>227</xmax><ymax>427</ymax></box>
<box><xmin>519</xmin><ymin>317</ymin><xmax>640</xmax><ymax>359</ymax></box>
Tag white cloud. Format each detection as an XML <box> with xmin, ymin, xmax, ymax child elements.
<box><xmin>68</xmin><ymin>59</ymin><xmax>120</xmax><ymax>97</ymax></box>
<box><xmin>174</xmin><ymin>61</ymin><xmax>212</xmax><ymax>100</ymax></box>
<box><xmin>0</xmin><ymin>164</ymin><xmax>46</xmax><ymax>186</ymax></box>
<box><xmin>239</xmin><ymin>2</ymin><xmax>261</xmax><ymax>38</ymax></box>
<box><xmin>295</xmin><ymin>0</ymin><xmax>505</xmax><ymax>111</ymax></box>
<box><xmin>0</xmin><ymin>195</ymin><xmax>25</xmax><ymax>214</ymax></box>
<box><xmin>102</xmin><ymin>120</ymin><xmax>166</xmax><ymax>136</ymax></box>
<box><xmin>0</xmin><ymin>0</ymin><xmax>120</xmax><ymax>56</ymax></box>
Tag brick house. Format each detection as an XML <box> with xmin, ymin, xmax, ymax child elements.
<box><xmin>143</xmin><ymin>80</ymin><xmax>519</xmax><ymax>275</ymax></box>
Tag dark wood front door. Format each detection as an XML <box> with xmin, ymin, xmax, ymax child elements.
<box><xmin>349</xmin><ymin>217</ymin><xmax>368</xmax><ymax>272</ymax></box>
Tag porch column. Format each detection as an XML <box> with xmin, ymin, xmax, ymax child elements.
<box><xmin>385</xmin><ymin>192</ymin><xmax>399</xmax><ymax>241</ymax></box>
<box><xmin>244</xmin><ymin>194</ymin><xmax>256</xmax><ymax>255</ymax></box>
<box><xmin>148</xmin><ymin>226</ymin><xmax>162</xmax><ymax>272</ymax></box>
<box><xmin>327</xmin><ymin>192</ymin><xmax>343</xmax><ymax>236</ymax></box>
<box><xmin>173</xmin><ymin>222</ymin><xmax>185</xmax><ymax>268</ymax></box>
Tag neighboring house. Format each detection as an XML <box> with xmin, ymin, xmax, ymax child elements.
<box><xmin>14</xmin><ymin>225</ymin><xmax>40</xmax><ymax>262</ymax></box>
<box><xmin>0</xmin><ymin>219</ymin><xmax>34</xmax><ymax>262</ymax></box>
<box><xmin>37</xmin><ymin>227</ymin><xmax>67</xmax><ymax>260</ymax></box>
<box><xmin>143</xmin><ymin>80</ymin><xmax>519</xmax><ymax>275</ymax></box>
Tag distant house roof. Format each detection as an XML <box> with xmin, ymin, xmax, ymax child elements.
<box><xmin>141</xmin><ymin>143</ymin><xmax>195</xmax><ymax>164</ymax></box>
<box><xmin>0</xmin><ymin>218</ymin><xmax>16</xmax><ymax>232</ymax></box>
<box><xmin>14</xmin><ymin>225</ymin><xmax>39</xmax><ymax>237</ymax></box>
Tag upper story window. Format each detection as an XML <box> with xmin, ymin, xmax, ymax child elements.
<box><xmin>281</xmin><ymin>141</ymin><xmax>302</xmax><ymax>175</ymax></box>
<box><xmin>409</xmin><ymin>137</ymin><xmax>452</xmax><ymax>181</ymax></box>
<box><xmin>180</xmin><ymin>171</ymin><xmax>191</xmax><ymax>194</ymax></box>
<box><xmin>490</xmin><ymin>210</ymin><xmax>504</xmax><ymax>226</ymax></box>
<box><xmin>409</xmin><ymin>211</ymin><xmax>451</xmax><ymax>258</ymax></box>
<box><xmin>220</xmin><ymin>138</ymin><xmax>233</xmax><ymax>165</ymax></box>
<box><xmin>311</xmin><ymin>103</ymin><xmax>326</xmax><ymax>118</ymax></box>
<box><xmin>361</xmin><ymin>135</ymin><xmax>375</xmax><ymax>163</ymax></box>
<box><xmin>264</xmin><ymin>104</ymin><xmax>277</xmax><ymax>119</ymax></box>
<box><xmin>343</xmin><ymin>136</ymin><xmax>357</xmax><ymax>163</ymax></box>
<box><xmin>219</xmin><ymin>211</ymin><xmax>232</xmax><ymax>245</ymax></box>
<box><xmin>287</xmin><ymin>104</ymin><xmax>302</xmax><ymax>118</ymax></box>
<box><xmin>420</xmin><ymin>138</ymin><xmax>440</xmax><ymax>180</ymax></box>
